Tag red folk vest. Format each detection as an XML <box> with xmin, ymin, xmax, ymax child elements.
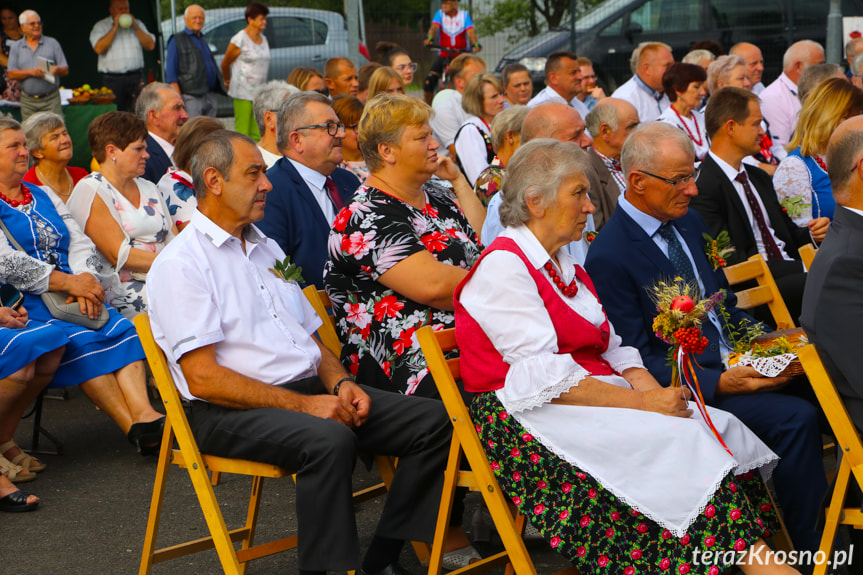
<box><xmin>454</xmin><ymin>237</ymin><xmax>616</xmax><ymax>393</ymax></box>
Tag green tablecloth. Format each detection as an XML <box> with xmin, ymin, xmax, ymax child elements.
<box><xmin>0</xmin><ymin>103</ymin><xmax>117</xmax><ymax>169</ymax></box>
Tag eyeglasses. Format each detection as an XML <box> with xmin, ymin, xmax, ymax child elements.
<box><xmin>294</xmin><ymin>122</ymin><xmax>345</xmax><ymax>137</ymax></box>
<box><xmin>26</xmin><ymin>20</ymin><xmax>41</xmax><ymax>26</ymax></box>
<box><xmin>638</xmin><ymin>167</ymin><xmax>700</xmax><ymax>189</ymax></box>
<box><xmin>394</xmin><ymin>63</ymin><xmax>418</xmax><ymax>73</ymax></box>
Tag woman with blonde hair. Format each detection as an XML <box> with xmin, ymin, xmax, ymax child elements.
<box><xmin>454</xmin><ymin>72</ymin><xmax>505</xmax><ymax>187</ymax></box>
<box><xmin>287</xmin><ymin>66</ymin><xmax>325</xmax><ymax>92</ymax></box>
<box><xmin>366</xmin><ymin>66</ymin><xmax>405</xmax><ymax>100</ymax></box>
<box><xmin>774</xmin><ymin>77</ymin><xmax>863</xmax><ymax>230</ymax></box>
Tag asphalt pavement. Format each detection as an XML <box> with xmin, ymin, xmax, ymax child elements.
<box><xmin>4</xmin><ymin>386</ymin><xmax>570</xmax><ymax>575</ymax></box>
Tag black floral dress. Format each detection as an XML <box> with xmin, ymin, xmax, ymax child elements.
<box><xmin>324</xmin><ymin>183</ymin><xmax>481</xmax><ymax>396</ymax></box>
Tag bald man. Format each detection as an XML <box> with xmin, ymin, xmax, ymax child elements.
<box><xmin>730</xmin><ymin>42</ymin><xmax>765</xmax><ymax>94</ymax></box>
<box><xmin>759</xmin><ymin>40</ymin><xmax>825</xmax><ymax>149</ymax></box>
<box><xmin>482</xmin><ymin>102</ymin><xmax>595</xmax><ymax>262</ymax></box>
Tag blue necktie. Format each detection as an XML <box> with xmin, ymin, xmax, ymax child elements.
<box><xmin>657</xmin><ymin>222</ymin><xmax>697</xmax><ymax>288</ymax></box>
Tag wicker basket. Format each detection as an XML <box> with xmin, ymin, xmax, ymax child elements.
<box><xmin>67</xmin><ymin>95</ymin><xmax>90</xmax><ymax>105</ymax></box>
<box><xmin>750</xmin><ymin>328</ymin><xmax>807</xmax><ymax>377</ymax></box>
<box><xmin>90</xmin><ymin>94</ymin><xmax>115</xmax><ymax>105</ymax></box>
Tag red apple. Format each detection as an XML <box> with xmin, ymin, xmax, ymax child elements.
<box><xmin>670</xmin><ymin>295</ymin><xmax>695</xmax><ymax>313</ymax></box>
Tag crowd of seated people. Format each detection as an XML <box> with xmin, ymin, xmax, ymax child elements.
<box><xmin>7</xmin><ymin>16</ymin><xmax>863</xmax><ymax>575</ymax></box>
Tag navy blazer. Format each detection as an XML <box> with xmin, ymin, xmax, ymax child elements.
<box><xmin>258</xmin><ymin>157</ymin><xmax>360</xmax><ymax>289</ymax></box>
<box><xmin>584</xmin><ymin>206</ymin><xmax>753</xmax><ymax>401</ymax></box>
<box><xmin>142</xmin><ymin>135</ymin><xmax>173</xmax><ymax>184</ymax></box>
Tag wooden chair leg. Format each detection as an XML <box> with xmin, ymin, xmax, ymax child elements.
<box><xmin>765</xmin><ymin>485</ymin><xmax>794</xmax><ymax>552</ymax></box>
<box><xmin>211</xmin><ymin>471</ymin><xmax>221</xmax><ymax>485</ymax></box>
<box><xmin>429</xmin><ymin>439</ymin><xmax>464</xmax><ymax>575</ymax></box>
<box><xmin>237</xmin><ymin>475</ymin><xmax>266</xmax><ymax>575</ymax></box>
<box><xmin>139</xmin><ymin>420</ymin><xmax>176</xmax><ymax>575</ymax></box>
<box><xmin>814</xmin><ymin>457</ymin><xmax>853</xmax><ymax>575</ymax></box>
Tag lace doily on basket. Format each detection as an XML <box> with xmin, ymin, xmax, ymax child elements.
<box><xmin>733</xmin><ymin>352</ymin><xmax>798</xmax><ymax>377</ymax></box>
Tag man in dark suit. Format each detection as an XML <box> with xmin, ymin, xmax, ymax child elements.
<box><xmin>136</xmin><ymin>82</ymin><xmax>188</xmax><ymax>184</ymax></box>
<box><xmin>802</xmin><ymin>116</ymin><xmax>863</xmax><ymax>431</ymax></box>
<box><xmin>258</xmin><ymin>92</ymin><xmax>360</xmax><ymax>289</ymax></box>
<box><xmin>583</xmin><ymin>97</ymin><xmax>639</xmax><ymax>230</ymax></box>
<box><xmin>585</xmin><ymin>121</ymin><xmax>827</xmax><ymax>552</ymax></box>
<box><xmin>692</xmin><ymin>87</ymin><xmax>828</xmax><ymax>321</ymax></box>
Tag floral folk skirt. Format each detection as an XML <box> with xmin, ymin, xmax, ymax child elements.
<box><xmin>469</xmin><ymin>392</ymin><xmax>781</xmax><ymax>575</ymax></box>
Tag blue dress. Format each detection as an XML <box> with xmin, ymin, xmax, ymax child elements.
<box><xmin>0</xmin><ymin>313</ymin><xmax>68</xmax><ymax>379</ymax></box>
<box><xmin>0</xmin><ymin>184</ymin><xmax>145</xmax><ymax>388</ymax></box>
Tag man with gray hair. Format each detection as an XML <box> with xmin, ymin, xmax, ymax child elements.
<box><xmin>796</xmin><ymin>62</ymin><xmax>844</xmax><ymax>104</ymax></box>
<box><xmin>258</xmin><ymin>91</ymin><xmax>360</xmax><ymax>288</ymax></box>
<box><xmin>583</xmin><ymin>97</ymin><xmax>639</xmax><ymax>230</ymax></box>
<box><xmin>759</xmin><ymin>40</ymin><xmax>825</xmax><ymax>149</ymax></box>
<box><xmin>136</xmin><ymin>82</ymin><xmax>189</xmax><ymax>183</ymax></box>
<box><xmin>253</xmin><ymin>80</ymin><xmax>299</xmax><ymax>168</ymax></box>
<box><xmin>165</xmin><ymin>4</ymin><xmax>225</xmax><ymax>118</ymax></box>
<box><xmin>7</xmin><ymin>10</ymin><xmax>68</xmax><ymax>121</ymax></box>
<box><xmin>147</xmin><ymin>129</ymin><xmax>450</xmax><ymax>575</ymax></box>
<box><xmin>802</xmin><ymin>115</ymin><xmax>863</xmax><ymax>432</ymax></box>
<box><xmin>729</xmin><ymin>42</ymin><xmax>765</xmax><ymax>94</ymax></box>
<box><xmin>586</xmin><ymin>121</ymin><xmax>828</xmax><ymax>553</ymax></box>
<box><xmin>846</xmin><ymin>36</ymin><xmax>863</xmax><ymax>77</ymax></box>
<box><xmin>611</xmin><ymin>42</ymin><xmax>674</xmax><ymax>122</ymax></box>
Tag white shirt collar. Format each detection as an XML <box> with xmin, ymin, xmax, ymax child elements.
<box><xmin>287</xmin><ymin>157</ymin><xmax>328</xmax><ymax>190</ymax></box>
<box><xmin>149</xmin><ymin>131</ymin><xmax>175</xmax><ymax>161</ymax></box>
<box><xmin>189</xmin><ymin>209</ymin><xmax>265</xmax><ymax>249</ymax></box>
<box><xmin>708</xmin><ymin>150</ymin><xmax>745</xmax><ymax>183</ymax></box>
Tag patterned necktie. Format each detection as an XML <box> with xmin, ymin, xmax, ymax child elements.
<box><xmin>324</xmin><ymin>176</ymin><xmax>343</xmax><ymax>211</ymax></box>
<box><xmin>657</xmin><ymin>222</ymin><xmax>697</xmax><ymax>287</ymax></box>
<box><xmin>734</xmin><ymin>171</ymin><xmax>782</xmax><ymax>260</ymax></box>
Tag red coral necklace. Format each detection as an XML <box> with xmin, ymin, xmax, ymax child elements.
<box><xmin>544</xmin><ymin>261</ymin><xmax>578</xmax><ymax>297</ymax></box>
<box><xmin>0</xmin><ymin>185</ymin><xmax>32</xmax><ymax>207</ymax></box>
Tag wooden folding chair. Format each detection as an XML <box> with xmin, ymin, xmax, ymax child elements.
<box><xmin>417</xmin><ymin>326</ymin><xmax>579</xmax><ymax>575</ymax></box>
<box><xmin>134</xmin><ymin>314</ymin><xmax>297</xmax><ymax>575</ymax></box>
<box><xmin>798</xmin><ymin>344</ymin><xmax>863</xmax><ymax>575</ymax></box>
<box><xmin>723</xmin><ymin>254</ymin><xmax>795</xmax><ymax>329</ymax></box>
<box><xmin>799</xmin><ymin>243</ymin><xmax>817</xmax><ymax>270</ymax></box>
<box><xmin>301</xmin><ymin>285</ymin><xmax>431</xmax><ymax>562</ymax></box>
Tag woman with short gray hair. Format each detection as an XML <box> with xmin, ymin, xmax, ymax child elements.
<box><xmin>707</xmin><ymin>55</ymin><xmax>750</xmax><ymax>93</ymax></box>
<box><xmin>22</xmin><ymin>112</ymin><xmax>88</xmax><ymax>203</ymax></box>
<box><xmin>473</xmin><ymin>104</ymin><xmax>528</xmax><ymax>206</ymax></box>
<box><xmin>454</xmin><ymin>73</ymin><xmax>505</xmax><ymax>187</ymax></box>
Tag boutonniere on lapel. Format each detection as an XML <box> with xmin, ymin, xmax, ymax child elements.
<box><xmin>702</xmin><ymin>231</ymin><xmax>734</xmax><ymax>270</ymax></box>
<box><xmin>584</xmin><ymin>231</ymin><xmax>597</xmax><ymax>244</ymax></box>
<box><xmin>270</xmin><ymin>255</ymin><xmax>305</xmax><ymax>284</ymax></box>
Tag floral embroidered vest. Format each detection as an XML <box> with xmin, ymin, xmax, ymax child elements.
<box><xmin>454</xmin><ymin>237</ymin><xmax>615</xmax><ymax>393</ymax></box>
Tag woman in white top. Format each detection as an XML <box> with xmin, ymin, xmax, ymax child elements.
<box><xmin>455</xmin><ymin>139</ymin><xmax>795</xmax><ymax>575</ymax></box>
<box><xmin>658</xmin><ymin>63</ymin><xmax>709</xmax><ymax>164</ymax></box>
<box><xmin>68</xmin><ymin>112</ymin><xmax>177</xmax><ymax>319</ymax></box>
<box><xmin>454</xmin><ymin>73</ymin><xmax>505</xmax><ymax>187</ymax></box>
<box><xmin>220</xmin><ymin>2</ymin><xmax>270</xmax><ymax>140</ymax></box>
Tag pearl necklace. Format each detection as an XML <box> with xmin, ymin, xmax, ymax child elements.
<box><xmin>543</xmin><ymin>261</ymin><xmax>578</xmax><ymax>297</ymax></box>
<box><xmin>0</xmin><ymin>185</ymin><xmax>32</xmax><ymax>207</ymax></box>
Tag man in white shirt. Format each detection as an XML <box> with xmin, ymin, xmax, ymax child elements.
<box><xmin>136</xmin><ymin>82</ymin><xmax>188</xmax><ymax>184</ymax></box>
<box><xmin>90</xmin><ymin>0</ymin><xmax>155</xmax><ymax>112</ymax></box>
<box><xmin>527</xmin><ymin>50</ymin><xmax>590</xmax><ymax>119</ymax></box>
<box><xmin>730</xmin><ymin>42</ymin><xmax>765</xmax><ymax>94</ymax></box>
<box><xmin>758</xmin><ymin>40</ymin><xmax>825</xmax><ymax>150</ymax></box>
<box><xmin>611</xmin><ymin>42</ymin><xmax>674</xmax><ymax>122</ymax></box>
<box><xmin>258</xmin><ymin>92</ymin><xmax>360</xmax><ymax>289</ymax></box>
<box><xmin>429</xmin><ymin>53</ymin><xmax>486</xmax><ymax>157</ymax></box>
<box><xmin>147</xmin><ymin>130</ymin><xmax>450</xmax><ymax>575</ymax></box>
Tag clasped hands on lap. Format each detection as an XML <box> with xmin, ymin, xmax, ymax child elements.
<box><xmin>48</xmin><ymin>269</ymin><xmax>105</xmax><ymax>319</ymax></box>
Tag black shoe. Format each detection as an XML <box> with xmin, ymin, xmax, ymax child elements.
<box><xmin>360</xmin><ymin>562</ymin><xmax>411</xmax><ymax>575</ymax></box>
<box><xmin>127</xmin><ymin>417</ymin><xmax>165</xmax><ymax>456</ymax></box>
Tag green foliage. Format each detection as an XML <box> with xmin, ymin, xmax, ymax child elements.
<box><xmin>270</xmin><ymin>255</ymin><xmax>305</xmax><ymax>284</ymax></box>
<box><xmin>475</xmin><ymin>0</ymin><xmax>603</xmax><ymax>45</ymax></box>
<box><xmin>161</xmin><ymin>0</ymin><xmax>343</xmax><ymax>18</ymax></box>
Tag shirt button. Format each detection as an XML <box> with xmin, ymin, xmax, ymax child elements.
<box><xmin>709</xmin><ymin>344</ymin><xmax>718</xmax><ymax>352</ymax></box>
<box><xmin>273</xmin><ymin>314</ymin><xmax>277</xmax><ymax>319</ymax></box>
<box><xmin>260</xmin><ymin>285</ymin><xmax>265</xmax><ymax>289</ymax></box>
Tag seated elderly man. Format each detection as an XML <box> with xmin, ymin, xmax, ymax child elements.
<box><xmin>147</xmin><ymin>130</ymin><xmax>451</xmax><ymax>575</ymax></box>
<box><xmin>584</xmin><ymin>121</ymin><xmax>828</xmax><ymax>552</ymax></box>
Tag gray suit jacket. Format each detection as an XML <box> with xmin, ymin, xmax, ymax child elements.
<box><xmin>800</xmin><ymin>205</ymin><xmax>863</xmax><ymax>431</ymax></box>
<box><xmin>585</xmin><ymin>149</ymin><xmax>621</xmax><ymax>231</ymax></box>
